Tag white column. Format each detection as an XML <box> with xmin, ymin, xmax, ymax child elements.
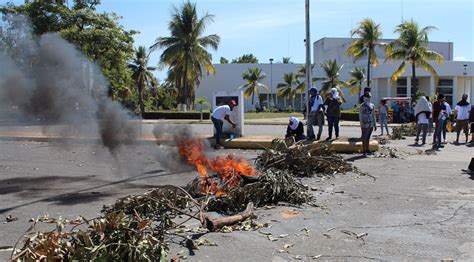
<box><xmin>452</xmin><ymin>77</ymin><xmax>458</xmax><ymax>104</ymax></box>
<box><xmin>372</xmin><ymin>78</ymin><xmax>379</xmax><ymax>102</ymax></box>
<box><xmin>386</xmin><ymin>78</ymin><xmax>392</xmax><ymax>97</ymax></box>
<box><xmin>429</xmin><ymin>76</ymin><xmax>435</xmax><ymax>96</ymax></box>
<box><xmin>406</xmin><ymin>77</ymin><xmax>411</xmax><ymax>97</ymax></box>
<box><xmin>471</xmin><ymin>77</ymin><xmax>474</xmax><ymax>104</ymax></box>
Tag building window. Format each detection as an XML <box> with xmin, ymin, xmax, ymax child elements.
<box><xmin>436</xmin><ymin>79</ymin><xmax>453</xmax><ymax>105</ymax></box>
<box><xmin>396</xmin><ymin>79</ymin><xmax>407</xmax><ymax>97</ymax></box>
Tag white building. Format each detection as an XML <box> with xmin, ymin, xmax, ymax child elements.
<box><xmin>197</xmin><ymin>37</ymin><xmax>473</xmax><ymax>111</ymax></box>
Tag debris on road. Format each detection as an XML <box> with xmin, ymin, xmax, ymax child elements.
<box><xmin>391</xmin><ymin>124</ymin><xmax>417</xmax><ymax>140</ymax></box>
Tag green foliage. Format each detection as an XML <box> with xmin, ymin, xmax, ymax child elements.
<box><xmin>277</xmin><ymin>72</ymin><xmax>298</xmax><ymax>108</ymax></box>
<box><xmin>385</xmin><ymin>19</ymin><xmax>444</xmax><ymax>96</ymax></box>
<box><xmin>142</xmin><ymin>111</ymin><xmax>210</xmax><ymax>120</ymax></box>
<box><xmin>0</xmin><ymin>1</ymin><xmax>137</xmax><ymax>100</ymax></box>
<box><xmin>231</xmin><ymin>53</ymin><xmax>259</xmax><ymax>63</ymax></box>
<box><xmin>128</xmin><ymin>46</ymin><xmax>157</xmax><ymax>114</ymax></box>
<box><xmin>220</xmin><ymin>56</ymin><xmax>229</xmax><ymax>64</ymax></box>
<box><xmin>238</xmin><ymin>67</ymin><xmax>268</xmax><ymax>105</ymax></box>
<box><xmin>282</xmin><ymin>57</ymin><xmax>291</xmax><ymax>64</ymax></box>
<box><xmin>151</xmin><ymin>1</ymin><xmax>220</xmax><ymax>108</ymax></box>
<box><xmin>347</xmin><ymin>18</ymin><xmax>383</xmax><ymax>88</ymax></box>
<box><xmin>319</xmin><ymin>59</ymin><xmax>348</xmax><ymax>101</ymax></box>
<box><xmin>347</xmin><ymin>67</ymin><xmax>366</xmax><ymax>98</ymax></box>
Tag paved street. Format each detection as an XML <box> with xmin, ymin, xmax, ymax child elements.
<box><xmin>0</xmin><ymin>123</ymin><xmax>473</xmax><ymax>261</ymax></box>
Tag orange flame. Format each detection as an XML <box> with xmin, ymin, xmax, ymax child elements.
<box><xmin>177</xmin><ymin>138</ymin><xmax>257</xmax><ymax>196</ymax></box>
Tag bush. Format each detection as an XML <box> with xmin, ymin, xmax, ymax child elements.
<box><xmin>340</xmin><ymin>111</ymin><xmax>359</xmax><ymax>121</ymax></box>
<box><xmin>142</xmin><ymin>111</ymin><xmax>210</xmax><ymax>120</ymax></box>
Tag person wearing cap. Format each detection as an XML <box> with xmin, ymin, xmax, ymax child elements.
<box><xmin>211</xmin><ymin>100</ymin><xmax>237</xmax><ymax>149</ymax></box>
<box><xmin>307</xmin><ymin>87</ymin><xmax>324</xmax><ymax>140</ymax></box>
<box><xmin>359</xmin><ymin>92</ymin><xmax>377</xmax><ymax>155</ymax></box>
<box><xmin>324</xmin><ymin>87</ymin><xmax>342</xmax><ymax>140</ymax></box>
<box><xmin>454</xmin><ymin>94</ymin><xmax>471</xmax><ymax>144</ymax></box>
<box><xmin>286</xmin><ymin>116</ymin><xmax>305</xmax><ymax>142</ymax></box>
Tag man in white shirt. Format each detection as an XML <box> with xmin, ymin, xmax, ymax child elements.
<box><xmin>306</xmin><ymin>87</ymin><xmax>324</xmax><ymax>140</ymax></box>
<box><xmin>454</xmin><ymin>94</ymin><xmax>471</xmax><ymax>144</ymax></box>
<box><xmin>211</xmin><ymin>100</ymin><xmax>237</xmax><ymax>149</ymax></box>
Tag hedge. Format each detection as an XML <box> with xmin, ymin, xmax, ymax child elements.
<box><xmin>142</xmin><ymin>111</ymin><xmax>210</xmax><ymax>120</ymax></box>
<box><xmin>340</xmin><ymin>111</ymin><xmax>359</xmax><ymax>121</ymax></box>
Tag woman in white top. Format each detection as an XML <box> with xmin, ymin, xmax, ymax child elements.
<box><xmin>414</xmin><ymin>97</ymin><xmax>431</xmax><ymax>145</ymax></box>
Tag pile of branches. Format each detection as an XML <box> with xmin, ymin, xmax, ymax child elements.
<box><xmin>205</xmin><ymin>168</ymin><xmax>313</xmax><ymax>213</ymax></box>
<box><xmin>255</xmin><ymin>139</ymin><xmax>355</xmax><ymax>177</ymax></box>
<box><xmin>12</xmin><ymin>186</ymin><xmax>196</xmax><ymax>261</ymax></box>
<box><xmin>391</xmin><ymin>123</ymin><xmax>417</xmax><ymax>140</ymax></box>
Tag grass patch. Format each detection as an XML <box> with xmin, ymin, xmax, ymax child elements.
<box><xmin>244</xmin><ymin>112</ymin><xmax>304</xmax><ymax>119</ymax></box>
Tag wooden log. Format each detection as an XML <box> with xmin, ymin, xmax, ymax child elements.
<box><xmin>203</xmin><ymin>202</ymin><xmax>255</xmax><ymax>231</ymax></box>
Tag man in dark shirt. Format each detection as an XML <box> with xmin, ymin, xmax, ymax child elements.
<box><xmin>432</xmin><ymin>94</ymin><xmax>446</xmax><ymax>148</ymax></box>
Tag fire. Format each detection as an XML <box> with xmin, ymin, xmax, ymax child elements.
<box><xmin>177</xmin><ymin>138</ymin><xmax>257</xmax><ymax>196</ymax></box>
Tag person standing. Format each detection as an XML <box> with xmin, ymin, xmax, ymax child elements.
<box><xmin>426</xmin><ymin>96</ymin><xmax>433</xmax><ymax>135</ymax></box>
<box><xmin>211</xmin><ymin>100</ymin><xmax>237</xmax><ymax>149</ymax></box>
<box><xmin>442</xmin><ymin>100</ymin><xmax>452</xmax><ymax>143</ymax></box>
<box><xmin>378</xmin><ymin>99</ymin><xmax>390</xmax><ymax>136</ymax></box>
<box><xmin>454</xmin><ymin>94</ymin><xmax>471</xmax><ymax>144</ymax></box>
<box><xmin>324</xmin><ymin>87</ymin><xmax>342</xmax><ymax>140</ymax></box>
<box><xmin>414</xmin><ymin>97</ymin><xmax>431</xmax><ymax>145</ymax></box>
<box><xmin>433</xmin><ymin>94</ymin><xmax>448</xmax><ymax>149</ymax></box>
<box><xmin>307</xmin><ymin>87</ymin><xmax>324</xmax><ymax>140</ymax></box>
<box><xmin>286</xmin><ymin>116</ymin><xmax>305</xmax><ymax>142</ymax></box>
<box><xmin>469</xmin><ymin>104</ymin><xmax>474</xmax><ymax>144</ymax></box>
<box><xmin>359</xmin><ymin>93</ymin><xmax>377</xmax><ymax>155</ymax></box>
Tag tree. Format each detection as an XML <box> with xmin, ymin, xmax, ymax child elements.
<box><xmin>220</xmin><ymin>57</ymin><xmax>228</xmax><ymax>64</ymax></box>
<box><xmin>151</xmin><ymin>1</ymin><xmax>220</xmax><ymax>110</ymax></box>
<box><xmin>385</xmin><ymin>19</ymin><xmax>444</xmax><ymax>98</ymax></box>
<box><xmin>347</xmin><ymin>67</ymin><xmax>366</xmax><ymax>99</ymax></box>
<box><xmin>238</xmin><ymin>68</ymin><xmax>268</xmax><ymax>105</ymax></box>
<box><xmin>319</xmin><ymin>59</ymin><xmax>347</xmax><ymax>102</ymax></box>
<box><xmin>231</xmin><ymin>54</ymin><xmax>258</xmax><ymax>63</ymax></box>
<box><xmin>1</xmin><ymin>1</ymin><xmax>137</xmax><ymax>100</ymax></box>
<box><xmin>295</xmin><ymin>64</ymin><xmax>316</xmax><ymax>110</ymax></box>
<box><xmin>195</xmin><ymin>97</ymin><xmax>209</xmax><ymax>121</ymax></box>
<box><xmin>128</xmin><ymin>46</ymin><xmax>157</xmax><ymax>115</ymax></box>
<box><xmin>347</xmin><ymin>18</ymin><xmax>383</xmax><ymax>89</ymax></box>
<box><xmin>277</xmin><ymin>72</ymin><xmax>298</xmax><ymax>109</ymax></box>
<box><xmin>282</xmin><ymin>57</ymin><xmax>291</xmax><ymax>64</ymax></box>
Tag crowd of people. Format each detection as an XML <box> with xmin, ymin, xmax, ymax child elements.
<box><xmin>211</xmin><ymin>87</ymin><xmax>473</xmax><ymax>154</ymax></box>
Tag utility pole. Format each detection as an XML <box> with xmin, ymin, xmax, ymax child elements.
<box><xmin>305</xmin><ymin>0</ymin><xmax>311</xmax><ymax>119</ymax></box>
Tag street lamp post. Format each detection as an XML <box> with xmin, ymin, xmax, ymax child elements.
<box><xmin>270</xmin><ymin>58</ymin><xmax>274</xmax><ymax>108</ymax></box>
<box><xmin>304</xmin><ymin>0</ymin><xmax>311</xmax><ymax>119</ymax></box>
<box><xmin>463</xmin><ymin>64</ymin><xmax>468</xmax><ymax>94</ymax></box>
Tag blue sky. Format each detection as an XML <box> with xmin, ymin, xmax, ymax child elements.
<box><xmin>4</xmin><ymin>0</ymin><xmax>474</xmax><ymax>78</ymax></box>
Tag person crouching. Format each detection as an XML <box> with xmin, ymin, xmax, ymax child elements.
<box><xmin>211</xmin><ymin>100</ymin><xmax>237</xmax><ymax>149</ymax></box>
<box><xmin>286</xmin><ymin>116</ymin><xmax>305</xmax><ymax>142</ymax></box>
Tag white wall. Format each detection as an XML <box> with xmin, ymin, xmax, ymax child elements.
<box><xmin>197</xmin><ymin>63</ymin><xmax>301</xmax><ymax>112</ymax></box>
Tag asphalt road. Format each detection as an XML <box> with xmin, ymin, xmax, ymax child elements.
<box><xmin>0</xmin><ymin>123</ymin><xmax>473</xmax><ymax>261</ymax></box>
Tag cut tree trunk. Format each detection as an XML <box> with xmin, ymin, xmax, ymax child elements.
<box><xmin>202</xmin><ymin>202</ymin><xmax>255</xmax><ymax>231</ymax></box>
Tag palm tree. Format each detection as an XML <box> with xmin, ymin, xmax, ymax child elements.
<box><xmin>151</xmin><ymin>1</ymin><xmax>220</xmax><ymax>110</ymax></box>
<box><xmin>282</xmin><ymin>57</ymin><xmax>291</xmax><ymax>64</ymax></box>
<box><xmin>195</xmin><ymin>97</ymin><xmax>209</xmax><ymax>121</ymax></box>
<box><xmin>295</xmin><ymin>64</ymin><xmax>316</xmax><ymax>110</ymax></box>
<box><xmin>128</xmin><ymin>46</ymin><xmax>157</xmax><ymax>115</ymax></box>
<box><xmin>319</xmin><ymin>59</ymin><xmax>348</xmax><ymax>101</ymax></box>
<box><xmin>385</xmin><ymin>19</ymin><xmax>444</xmax><ymax>98</ymax></box>
<box><xmin>347</xmin><ymin>18</ymin><xmax>383</xmax><ymax>88</ymax></box>
<box><xmin>347</xmin><ymin>67</ymin><xmax>366</xmax><ymax>99</ymax></box>
<box><xmin>277</xmin><ymin>72</ymin><xmax>298</xmax><ymax>109</ymax></box>
<box><xmin>238</xmin><ymin>68</ymin><xmax>268</xmax><ymax>105</ymax></box>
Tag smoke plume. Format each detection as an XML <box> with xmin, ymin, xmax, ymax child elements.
<box><xmin>0</xmin><ymin>15</ymin><xmax>138</xmax><ymax>154</ymax></box>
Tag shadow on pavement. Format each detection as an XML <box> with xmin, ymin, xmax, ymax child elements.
<box><xmin>0</xmin><ymin>169</ymin><xmax>188</xmax><ymax>214</ymax></box>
